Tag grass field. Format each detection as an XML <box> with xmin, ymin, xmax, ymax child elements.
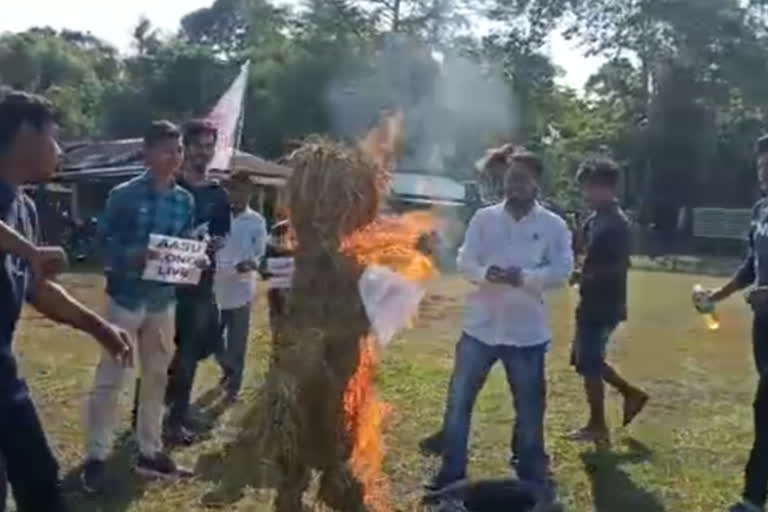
<box><xmin>8</xmin><ymin>269</ymin><xmax>761</xmax><ymax>511</ymax></box>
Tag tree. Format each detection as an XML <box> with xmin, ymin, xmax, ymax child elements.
<box><xmin>0</xmin><ymin>28</ymin><xmax>120</xmax><ymax>138</ymax></box>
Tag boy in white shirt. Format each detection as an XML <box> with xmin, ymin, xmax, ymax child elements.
<box><xmin>214</xmin><ymin>171</ymin><xmax>267</xmax><ymax>401</ymax></box>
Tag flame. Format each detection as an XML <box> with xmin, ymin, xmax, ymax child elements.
<box><xmin>343</xmin><ymin>335</ymin><xmax>390</xmax><ymax>512</ymax></box>
<box><xmin>342</xmin><ymin>210</ymin><xmax>437</xmax><ymax>282</ymax></box>
<box><xmin>341</xmin><ymin>210</ymin><xmax>437</xmax><ymax>511</ymax></box>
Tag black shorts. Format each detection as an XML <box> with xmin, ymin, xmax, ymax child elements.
<box><xmin>570</xmin><ymin>320</ymin><xmax>618</xmax><ymax>377</ymax></box>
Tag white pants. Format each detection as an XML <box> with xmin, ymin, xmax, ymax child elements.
<box><xmin>85</xmin><ymin>300</ymin><xmax>176</xmax><ymax>460</ymax></box>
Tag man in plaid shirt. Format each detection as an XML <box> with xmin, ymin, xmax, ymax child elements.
<box><xmin>82</xmin><ymin>121</ymin><xmax>196</xmax><ymax>493</ymax></box>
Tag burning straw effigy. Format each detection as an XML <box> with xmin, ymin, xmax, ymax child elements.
<box><xmin>253</xmin><ymin>112</ymin><xmax>435</xmax><ymax>512</ymax></box>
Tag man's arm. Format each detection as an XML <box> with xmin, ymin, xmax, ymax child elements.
<box><xmin>456</xmin><ymin>211</ymin><xmax>489</xmax><ymax>284</ymax></box>
<box><xmin>209</xmin><ymin>187</ymin><xmax>231</xmax><ymax>239</ymax></box>
<box><xmin>98</xmin><ymin>189</ymin><xmax>144</xmax><ymax>272</ymax></box>
<box><xmin>0</xmin><ymin>221</ymin><xmax>67</xmax><ymax>277</ymax></box>
<box><xmin>29</xmin><ymin>279</ymin><xmax>132</xmax><ymax>364</ymax></box>
<box><xmin>712</xmin><ymin>245</ymin><xmax>755</xmax><ymax>302</ymax></box>
<box><xmin>521</xmin><ymin>219</ymin><xmax>574</xmax><ymax>292</ymax></box>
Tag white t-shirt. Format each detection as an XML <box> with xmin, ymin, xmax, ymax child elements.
<box><xmin>458</xmin><ymin>202</ymin><xmax>573</xmax><ymax>347</ymax></box>
<box><xmin>214</xmin><ymin>208</ymin><xmax>267</xmax><ymax>310</ymax></box>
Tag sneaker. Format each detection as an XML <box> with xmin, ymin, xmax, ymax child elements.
<box><xmin>435</xmin><ymin>496</ymin><xmax>469</xmax><ymax>512</ymax></box>
<box><xmin>134</xmin><ymin>452</ymin><xmax>193</xmax><ymax>480</ymax></box>
<box><xmin>424</xmin><ymin>472</ymin><xmax>468</xmax><ymax>498</ymax></box>
<box><xmin>81</xmin><ymin>459</ymin><xmax>106</xmax><ymax>494</ymax></box>
<box><xmin>419</xmin><ymin>430</ymin><xmax>444</xmax><ymax>457</ymax></box>
<box><xmin>729</xmin><ymin>501</ymin><xmax>764</xmax><ymax>512</ymax></box>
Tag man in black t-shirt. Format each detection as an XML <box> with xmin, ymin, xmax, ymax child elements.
<box><xmin>566</xmin><ymin>157</ymin><xmax>648</xmax><ymax>447</ymax></box>
<box><xmin>0</xmin><ymin>92</ymin><xmax>131</xmax><ymax>511</ymax></box>
<box><xmin>163</xmin><ymin>119</ymin><xmax>230</xmax><ymax>444</ymax></box>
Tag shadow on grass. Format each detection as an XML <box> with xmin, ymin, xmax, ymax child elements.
<box><xmin>581</xmin><ymin>438</ymin><xmax>667</xmax><ymax>512</ymax></box>
<box><xmin>58</xmin><ymin>387</ymin><xmax>238</xmax><ymax>511</ymax></box>
<box><xmin>194</xmin><ymin>399</ymin><xmax>280</xmax><ymax>508</ymax></box>
<box><xmin>61</xmin><ymin>431</ymin><xmax>148</xmax><ymax>512</ymax></box>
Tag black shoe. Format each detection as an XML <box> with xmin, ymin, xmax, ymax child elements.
<box><xmin>424</xmin><ymin>472</ymin><xmax>468</xmax><ymax>498</ymax></box>
<box><xmin>163</xmin><ymin>423</ymin><xmax>197</xmax><ymax>447</ymax></box>
<box><xmin>419</xmin><ymin>430</ymin><xmax>444</xmax><ymax>457</ymax></box>
<box><xmin>81</xmin><ymin>459</ymin><xmax>106</xmax><ymax>494</ymax></box>
<box><xmin>728</xmin><ymin>502</ymin><xmax>764</xmax><ymax>512</ymax></box>
<box><xmin>435</xmin><ymin>497</ymin><xmax>469</xmax><ymax>512</ymax></box>
<box><xmin>134</xmin><ymin>452</ymin><xmax>193</xmax><ymax>480</ymax></box>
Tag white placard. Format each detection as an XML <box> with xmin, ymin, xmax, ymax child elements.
<box><xmin>267</xmin><ymin>257</ymin><xmax>294</xmax><ymax>275</ymax></box>
<box><xmin>268</xmin><ymin>275</ymin><xmax>293</xmax><ymax>290</ymax></box>
<box><xmin>267</xmin><ymin>256</ymin><xmax>294</xmax><ymax>290</ymax></box>
<box><xmin>358</xmin><ymin>265</ymin><xmax>426</xmax><ymax>349</ymax></box>
<box><xmin>142</xmin><ymin>234</ymin><xmax>207</xmax><ymax>285</ymax></box>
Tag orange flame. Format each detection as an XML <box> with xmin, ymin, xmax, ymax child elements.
<box><xmin>343</xmin><ymin>335</ymin><xmax>390</xmax><ymax>512</ymax></box>
<box><xmin>341</xmin><ymin>210</ymin><xmax>437</xmax><ymax>511</ymax></box>
<box><xmin>342</xmin><ymin>210</ymin><xmax>437</xmax><ymax>282</ymax></box>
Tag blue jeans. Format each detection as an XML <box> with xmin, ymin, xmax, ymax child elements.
<box><xmin>439</xmin><ymin>333</ymin><xmax>549</xmax><ymax>488</ymax></box>
<box><xmin>216</xmin><ymin>304</ymin><xmax>251</xmax><ymax>395</ymax></box>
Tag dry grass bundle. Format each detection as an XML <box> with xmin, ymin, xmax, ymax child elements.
<box><xmin>253</xmin><ymin>112</ymin><xmax>412</xmax><ymax>512</ymax></box>
<box><xmin>282</xmin><ymin>136</ymin><xmax>387</xmax><ymax>245</ymax></box>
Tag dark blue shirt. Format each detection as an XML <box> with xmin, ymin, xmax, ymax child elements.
<box><xmin>0</xmin><ymin>181</ymin><xmax>39</xmax><ymax>404</ymax></box>
<box><xmin>736</xmin><ymin>199</ymin><xmax>768</xmax><ymax>289</ymax></box>
<box><xmin>98</xmin><ymin>171</ymin><xmax>195</xmax><ymax>311</ymax></box>
<box><xmin>577</xmin><ymin>201</ymin><xmax>631</xmax><ymax>324</ymax></box>
<box><xmin>177</xmin><ymin>177</ymin><xmax>230</xmax><ymax>296</ymax></box>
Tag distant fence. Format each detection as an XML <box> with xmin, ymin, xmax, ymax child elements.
<box><xmin>692</xmin><ymin>208</ymin><xmax>751</xmax><ymax>240</ymax></box>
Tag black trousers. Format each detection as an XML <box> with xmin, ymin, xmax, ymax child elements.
<box><xmin>744</xmin><ymin>315</ymin><xmax>768</xmax><ymax>506</ymax></box>
<box><xmin>165</xmin><ymin>292</ymin><xmax>222</xmax><ymax>426</ymax></box>
<box><xmin>0</xmin><ymin>397</ymin><xmax>68</xmax><ymax>512</ymax></box>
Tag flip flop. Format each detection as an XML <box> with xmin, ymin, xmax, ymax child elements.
<box><xmin>623</xmin><ymin>392</ymin><xmax>649</xmax><ymax>427</ymax></box>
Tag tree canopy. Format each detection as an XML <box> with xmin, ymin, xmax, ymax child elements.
<box><xmin>1</xmin><ymin>0</ymin><xmax>767</xmax><ymax>228</ymax></box>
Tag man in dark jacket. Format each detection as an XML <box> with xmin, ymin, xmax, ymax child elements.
<box><xmin>707</xmin><ymin>135</ymin><xmax>768</xmax><ymax>512</ymax></box>
<box><xmin>166</xmin><ymin>120</ymin><xmax>230</xmax><ymax>443</ymax></box>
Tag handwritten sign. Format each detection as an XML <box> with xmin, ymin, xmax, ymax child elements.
<box><xmin>267</xmin><ymin>257</ymin><xmax>294</xmax><ymax>290</ymax></box>
<box><xmin>142</xmin><ymin>234</ymin><xmax>206</xmax><ymax>285</ymax></box>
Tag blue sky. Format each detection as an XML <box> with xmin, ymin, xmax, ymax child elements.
<box><xmin>0</xmin><ymin>0</ymin><xmax>602</xmax><ymax>90</ymax></box>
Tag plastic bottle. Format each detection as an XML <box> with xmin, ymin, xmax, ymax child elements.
<box><xmin>693</xmin><ymin>284</ymin><xmax>720</xmax><ymax>331</ymax></box>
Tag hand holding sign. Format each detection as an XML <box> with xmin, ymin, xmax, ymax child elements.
<box><xmin>142</xmin><ymin>234</ymin><xmax>207</xmax><ymax>285</ymax></box>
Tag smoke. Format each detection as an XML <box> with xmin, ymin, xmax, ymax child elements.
<box><xmin>326</xmin><ymin>34</ymin><xmax>517</xmax><ymax>175</ymax></box>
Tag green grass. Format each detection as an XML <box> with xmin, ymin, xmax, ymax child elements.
<box><xmin>8</xmin><ymin>270</ymin><xmax>760</xmax><ymax>511</ymax></box>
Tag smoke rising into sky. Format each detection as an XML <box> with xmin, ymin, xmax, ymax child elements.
<box><xmin>327</xmin><ymin>35</ymin><xmax>516</xmax><ymax>174</ymax></box>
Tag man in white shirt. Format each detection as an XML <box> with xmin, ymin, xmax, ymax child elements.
<box><xmin>214</xmin><ymin>171</ymin><xmax>267</xmax><ymax>401</ymax></box>
<box><xmin>426</xmin><ymin>150</ymin><xmax>573</xmax><ymax>512</ymax></box>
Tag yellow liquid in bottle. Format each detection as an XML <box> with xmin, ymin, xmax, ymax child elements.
<box><xmin>704</xmin><ymin>312</ymin><xmax>720</xmax><ymax>331</ymax></box>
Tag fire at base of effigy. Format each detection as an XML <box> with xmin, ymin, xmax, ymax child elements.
<box><xmin>252</xmin><ymin>112</ymin><xmax>436</xmax><ymax>512</ymax></box>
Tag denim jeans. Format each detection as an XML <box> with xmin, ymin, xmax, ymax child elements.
<box><xmin>743</xmin><ymin>315</ymin><xmax>768</xmax><ymax>506</ymax></box>
<box><xmin>439</xmin><ymin>333</ymin><xmax>549</xmax><ymax>488</ymax></box>
<box><xmin>215</xmin><ymin>304</ymin><xmax>251</xmax><ymax>395</ymax></box>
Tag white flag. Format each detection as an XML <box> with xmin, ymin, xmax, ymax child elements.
<box><xmin>206</xmin><ymin>61</ymin><xmax>250</xmax><ymax>170</ymax></box>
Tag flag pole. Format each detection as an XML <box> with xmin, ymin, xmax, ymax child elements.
<box><xmin>232</xmin><ymin>60</ymin><xmax>250</xmax><ymax>167</ymax></box>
